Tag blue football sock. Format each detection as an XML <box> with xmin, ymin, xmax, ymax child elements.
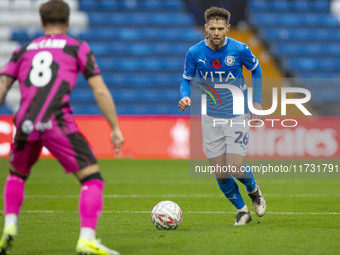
<box><xmin>216</xmin><ymin>175</ymin><xmax>245</xmax><ymax>210</ymax></box>
<box><xmin>237</xmin><ymin>164</ymin><xmax>256</xmax><ymax>193</ymax></box>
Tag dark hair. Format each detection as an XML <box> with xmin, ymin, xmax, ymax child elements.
<box><xmin>204</xmin><ymin>6</ymin><xmax>231</xmax><ymax>25</ymax></box>
<box><xmin>39</xmin><ymin>0</ymin><xmax>70</xmax><ymax>26</ymax></box>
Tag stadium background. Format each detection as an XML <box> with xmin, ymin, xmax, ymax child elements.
<box><xmin>0</xmin><ymin>1</ymin><xmax>339</xmax><ymax>255</ymax></box>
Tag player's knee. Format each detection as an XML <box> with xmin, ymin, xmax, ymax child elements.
<box><xmin>214</xmin><ymin>170</ymin><xmax>229</xmax><ymax>181</ymax></box>
<box><xmin>80</xmin><ymin>172</ymin><xmax>104</xmax><ymax>184</ymax></box>
<box><xmin>74</xmin><ymin>164</ymin><xmax>100</xmax><ymax>181</ymax></box>
<box><xmin>9</xmin><ymin>168</ymin><xmax>29</xmax><ymax>180</ymax></box>
<box><xmin>229</xmin><ymin>164</ymin><xmax>244</xmax><ymax>178</ymax></box>
<box><xmin>226</xmin><ymin>160</ymin><xmax>242</xmax><ymax>168</ymax></box>
<box><xmin>217</xmin><ymin>177</ymin><xmax>227</xmax><ymax>182</ymax></box>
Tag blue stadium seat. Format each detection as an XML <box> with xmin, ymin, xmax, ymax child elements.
<box><xmin>312</xmin><ymin>0</ymin><xmax>330</xmax><ymax>12</ymax></box>
<box><xmin>248</xmin><ymin>0</ymin><xmax>268</xmax><ymax>11</ymax></box>
<box><xmin>76</xmin><ymin>74</ymin><xmax>182</xmax><ymax>88</ymax></box>
<box><xmin>283</xmin><ymin>58</ymin><xmax>340</xmax><ymax>73</ymax></box>
<box><xmin>295</xmin><ymin>78</ymin><xmax>340</xmax><ymax>89</ymax></box>
<box><xmin>114</xmin><ymin>104</ymin><xmax>186</xmax><ymax>115</ymax></box>
<box><xmin>87</xmin><ymin>13</ymin><xmax>194</xmax><ymax>27</ymax></box>
<box><xmin>272</xmin><ymin>43</ymin><xmax>340</xmax><ymax>57</ymax></box>
<box><xmin>70</xmin><ymin>90</ymin><xmax>94</xmax><ymax>102</ymax></box>
<box><xmin>250</xmin><ymin>13</ymin><xmax>339</xmax><ymax>28</ymax></box>
<box><xmin>291</xmin><ymin>0</ymin><xmax>310</xmax><ymax>12</ymax></box>
<box><xmin>142</xmin><ymin>0</ymin><xmax>184</xmax><ymax>11</ymax></box>
<box><xmin>11</xmin><ymin>29</ymin><xmax>43</xmax><ymax>41</ymax></box>
<box><xmin>111</xmin><ymin>89</ymin><xmax>179</xmax><ymax>104</ymax></box>
<box><xmin>72</xmin><ymin>104</ymin><xmax>101</xmax><ymax>114</ymax></box>
<box><xmin>248</xmin><ymin>0</ymin><xmax>329</xmax><ymax>13</ymax></box>
<box><xmin>271</xmin><ymin>1</ymin><xmax>290</xmax><ymax>11</ymax></box>
<box><xmin>79</xmin><ymin>0</ymin><xmax>183</xmax><ymax>11</ymax></box>
<box><xmin>88</xmin><ymin>42</ymin><xmax>189</xmax><ymax>57</ymax></box>
<box><xmin>96</xmin><ymin>57</ymin><xmax>183</xmax><ymax>72</ymax></box>
<box><xmin>307</xmin><ymin>89</ymin><xmax>340</xmax><ymax>103</ymax></box>
<box><xmin>11</xmin><ymin>28</ymin><xmax>202</xmax><ymax>43</ymax></box>
<box><xmin>0</xmin><ymin>107</ymin><xmax>12</xmax><ymax>114</ymax></box>
<box><xmin>261</xmin><ymin>28</ymin><xmax>340</xmax><ymax>42</ymax></box>
<box><xmin>296</xmin><ymin>72</ymin><xmax>340</xmax><ymax>79</ymax></box>
<box><xmin>74</xmin><ymin>29</ymin><xmax>201</xmax><ymax>42</ymax></box>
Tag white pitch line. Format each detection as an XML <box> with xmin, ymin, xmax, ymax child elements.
<box><xmin>23</xmin><ymin>194</ymin><xmax>217</xmax><ymax>198</ymax></box>
<box><xmin>26</xmin><ymin>180</ymin><xmax>209</xmax><ymax>185</ymax></box>
<box><xmin>0</xmin><ymin>210</ymin><xmax>339</xmax><ymax>215</ymax></box>
<box><xmin>185</xmin><ymin>211</ymin><xmax>340</xmax><ymax>215</ymax></box>
<box><xmin>1</xmin><ymin>193</ymin><xmax>337</xmax><ymax>199</ymax></box>
<box><xmin>25</xmin><ymin>179</ymin><xmax>340</xmax><ymax>185</ymax></box>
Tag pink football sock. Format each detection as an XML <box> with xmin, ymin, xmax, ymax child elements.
<box><xmin>79</xmin><ymin>179</ymin><xmax>104</xmax><ymax>230</ymax></box>
<box><xmin>4</xmin><ymin>174</ymin><xmax>25</xmax><ymax>216</ymax></box>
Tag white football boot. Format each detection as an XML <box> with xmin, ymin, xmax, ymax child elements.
<box><xmin>248</xmin><ymin>182</ymin><xmax>266</xmax><ymax>217</ymax></box>
<box><xmin>234</xmin><ymin>211</ymin><xmax>252</xmax><ymax>226</ymax></box>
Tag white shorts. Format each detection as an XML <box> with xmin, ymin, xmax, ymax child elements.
<box><xmin>201</xmin><ymin>114</ymin><xmax>250</xmax><ymax>159</ymax></box>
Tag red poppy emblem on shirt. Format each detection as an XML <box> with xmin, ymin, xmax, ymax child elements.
<box><xmin>212</xmin><ymin>59</ymin><xmax>221</xmax><ymax>69</ymax></box>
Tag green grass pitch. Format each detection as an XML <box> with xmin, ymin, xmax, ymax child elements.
<box><xmin>0</xmin><ymin>158</ymin><xmax>339</xmax><ymax>255</ymax></box>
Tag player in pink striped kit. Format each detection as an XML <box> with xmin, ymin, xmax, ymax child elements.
<box><xmin>0</xmin><ymin>1</ymin><xmax>123</xmax><ymax>254</ymax></box>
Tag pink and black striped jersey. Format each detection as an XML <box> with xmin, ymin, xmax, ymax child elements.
<box><xmin>0</xmin><ymin>34</ymin><xmax>100</xmax><ymax>141</ymax></box>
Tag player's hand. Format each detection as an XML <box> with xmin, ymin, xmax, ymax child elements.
<box><xmin>178</xmin><ymin>97</ymin><xmax>191</xmax><ymax>111</ymax></box>
<box><xmin>111</xmin><ymin>128</ymin><xmax>124</xmax><ymax>156</ymax></box>
<box><xmin>251</xmin><ymin>102</ymin><xmax>263</xmax><ymax>122</ymax></box>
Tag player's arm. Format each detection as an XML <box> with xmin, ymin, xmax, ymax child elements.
<box><xmin>251</xmin><ymin>64</ymin><xmax>263</xmax><ymax>120</ymax></box>
<box><xmin>0</xmin><ymin>74</ymin><xmax>15</xmax><ymax>106</ymax></box>
<box><xmin>88</xmin><ymin>75</ymin><xmax>124</xmax><ymax>155</ymax></box>
<box><xmin>178</xmin><ymin>49</ymin><xmax>196</xmax><ymax>111</ymax></box>
<box><xmin>178</xmin><ymin>78</ymin><xmax>191</xmax><ymax>111</ymax></box>
<box><xmin>241</xmin><ymin>44</ymin><xmax>263</xmax><ymax>120</ymax></box>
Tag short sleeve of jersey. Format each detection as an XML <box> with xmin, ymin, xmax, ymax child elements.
<box><xmin>78</xmin><ymin>41</ymin><xmax>100</xmax><ymax>80</ymax></box>
<box><xmin>241</xmin><ymin>44</ymin><xmax>258</xmax><ymax>71</ymax></box>
<box><xmin>0</xmin><ymin>46</ymin><xmax>22</xmax><ymax>79</ymax></box>
<box><xmin>183</xmin><ymin>49</ymin><xmax>197</xmax><ymax>80</ymax></box>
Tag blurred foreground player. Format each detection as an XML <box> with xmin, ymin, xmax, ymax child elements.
<box><xmin>178</xmin><ymin>7</ymin><xmax>266</xmax><ymax>225</ymax></box>
<box><xmin>0</xmin><ymin>0</ymin><xmax>123</xmax><ymax>254</ymax></box>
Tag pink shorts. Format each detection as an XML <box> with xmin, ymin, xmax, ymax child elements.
<box><xmin>9</xmin><ymin>132</ymin><xmax>97</xmax><ymax>175</ymax></box>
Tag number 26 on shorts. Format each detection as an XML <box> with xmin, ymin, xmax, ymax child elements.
<box><xmin>234</xmin><ymin>131</ymin><xmax>248</xmax><ymax>145</ymax></box>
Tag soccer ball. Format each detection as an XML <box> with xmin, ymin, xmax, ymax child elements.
<box><xmin>151</xmin><ymin>200</ymin><xmax>182</xmax><ymax>230</ymax></box>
